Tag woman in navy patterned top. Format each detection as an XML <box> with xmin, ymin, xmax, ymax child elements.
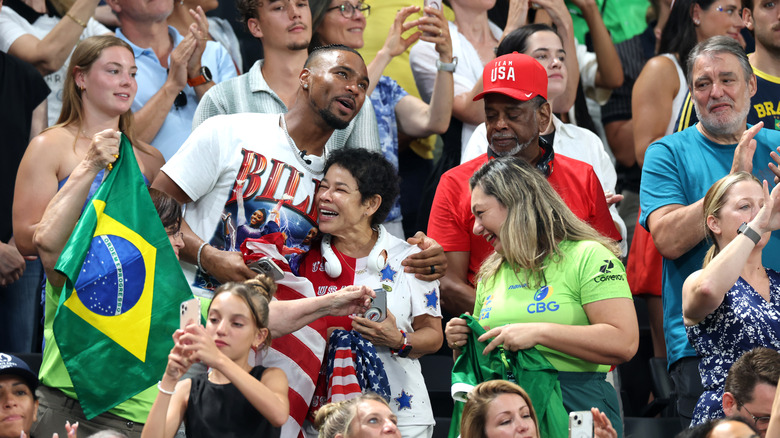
<box><xmin>683</xmin><ymin>172</ymin><xmax>780</xmax><ymax>426</ymax></box>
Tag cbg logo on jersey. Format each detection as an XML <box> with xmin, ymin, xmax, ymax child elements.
<box><xmin>528</xmin><ymin>285</ymin><xmax>559</xmax><ymax>314</ymax></box>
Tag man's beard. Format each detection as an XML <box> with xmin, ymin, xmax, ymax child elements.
<box><xmin>319</xmin><ymin>107</ymin><xmax>350</xmax><ymax>130</ymax></box>
<box><xmin>288</xmin><ymin>40</ymin><xmax>310</xmax><ymax>51</ymax></box>
<box><xmin>694</xmin><ymin>92</ymin><xmax>750</xmax><ymax>138</ymax></box>
<box><xmin>488</xmin><ymin>135</ymin><xmax>534</xmax><ymax>157</ymax></box>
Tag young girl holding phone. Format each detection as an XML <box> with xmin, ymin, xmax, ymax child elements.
<box><xmin>142</xmin><ymin>275</ymin><xmax>289</xmax><ymax>438</ymax></box>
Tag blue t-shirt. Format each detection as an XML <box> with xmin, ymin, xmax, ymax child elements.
<box><xmin>369</xmin><ymin>75</ymin><xmax>407</xmax><ymax>223</ymax></box>
<box><xmin>639</xmin><ymin>125</ymin><xmax>780</xmax><ymax>367</ymax></box>
<box><xmin>117</xmin><ymin>26</ymin><xmax>236</xmax><ymax>160</ymax></box>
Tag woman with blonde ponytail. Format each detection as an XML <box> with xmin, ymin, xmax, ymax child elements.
<box><xmin>142</xmin><ymin>274</ymin><xmax>289</xmax><ymax>438</ymax></box>
<box><xmin>682</xmin><ymin>171</ymin><xmax>780</xmax><ymax>426</ymax></box>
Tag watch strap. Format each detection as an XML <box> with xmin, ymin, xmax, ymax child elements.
<box><xmin>738</xmin><ymin>222</ymin><xmax>761</xmax><ymax>245</ymax></box>
<box><xmin>187</xmin><ymin>66</ymin><xmax>212</xmax><ymax>87</ymax></box>
<box><xmin>436</xmin><ymin>56</ymin><xmax>458</xmax><ymax>72</ymax></box>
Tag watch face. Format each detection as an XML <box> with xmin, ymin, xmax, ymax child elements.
<box><xmin>202</xmin><ymin>66</ymin><xmax>212</xmax><ymax>82</ymax></box>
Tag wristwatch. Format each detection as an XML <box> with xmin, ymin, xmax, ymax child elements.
<box><xmin>436</xmin><ymin>56</ymin><xmax>458</xmax><ymax>73</ymax></box>
<box><xmin>738</xmin><ymin>222</ymin><xmax>762</xmax><ymax>245</ymax></box>
<box><xmin>187</xmin><ymin>66</ymin><xmax>213</xmax><ymax>87</ymax></box>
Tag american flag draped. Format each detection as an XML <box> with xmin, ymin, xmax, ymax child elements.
<box><xmin>309</xmin><ymin>329</ymin><xmax>391</xmax><ymax>420</ymax></box>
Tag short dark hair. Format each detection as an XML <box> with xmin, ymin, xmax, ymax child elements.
<box><xmin>323</xmin><ymin>149</ymin><xmax>399</xmax><ymax>226</ymax></box>
<box><xmin>725</xmin><ymin>348</ymin><xmax>780</xmax><ymax>406</ymax></box>
<box><xmin>304</xmin><ymin>44</ymin><xmax>364</xmax><ymax>68</ymax></box>
<box><xmin>236</xmin><ymin>0</ymin><xmax>260</xmax><ymax>32</ymax></box>
<box><xmin>149</xmin><ymin>188</ymin><xmax>182</xmax><ymax>233</ymax></box>
<box><xmin>675</xmin><ymin>416</ymin><xmax>757</xmax><ymax>438</ymax></box>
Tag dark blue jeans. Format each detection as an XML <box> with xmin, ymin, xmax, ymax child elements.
<box><xmin>0</xmin><ymin>258</ymin><xmax>43</xmax><ymax>352</ymax></box>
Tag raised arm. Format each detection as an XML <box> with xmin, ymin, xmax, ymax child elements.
<box><xmin>683</xmin><ymin>180</ymin><xmax>780</xmax><ymax>324</ymax></box>
<box><xmin>5</xmin><ymin>0</ymin><xmax>106</xmax><ymax>75</ymax></box>
<box><xmin>13</xmin><ymin>132</ymin><xmax>74</xmax><ymax>256</ymax></box>
<box><xmin>267</xmin><ymin>285</ymin><xmax>374</xmax><ymax>339</ymax></box>
<box><xmin>394</xmin><ymin>7</ymin><xmax>454</xmax><ymax>138</ymax></box>
<box><xmin>366</xmin><ymin>6</ymin><xmax>423</xmax><ymax>96</ymax></box>
<box><xmin>132</xmin><ymin>34</ymin><xmax>196</xmax><ymax>143</ymax></box>
<box><xmin>33</xmin><ymin>130</ymin><xmax>121</xmax><ymax>286</ymax></box>
<box><xmin>572</xmin><ymin>0</ymin><xmax>623</xmax><ymax>88</ymax></box>
<box><xmin>632</xmin><ymin>55</ymin><xmax>680</xmax><ymax>166</ymax></box>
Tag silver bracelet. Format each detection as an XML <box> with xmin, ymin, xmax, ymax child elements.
<box><xmin>197</xmin><ymin>242</ymin><xmax>209</xmax><ymax>274</ymax></box>
<box><xmin>157</xmin><ymin>381</ymin><xmax>175</xmax><ymax>395</ymax></box>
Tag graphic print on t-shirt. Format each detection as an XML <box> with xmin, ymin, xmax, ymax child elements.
<box><xmin>195</xmin><ymin>147</ymin><xmax>320</xmax><ymax>291</ymax></box>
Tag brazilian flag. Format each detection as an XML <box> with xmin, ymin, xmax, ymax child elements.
<box><xmin>53</xmin><ymin>134</ymin><xmax>193</xmax><ymax>419</ymax></box>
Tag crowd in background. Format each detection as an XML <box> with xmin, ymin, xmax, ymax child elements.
<box><xmin>4</xmin><ymin>0</ymin><xmax>780</xmax><ymax>437</ymax></box>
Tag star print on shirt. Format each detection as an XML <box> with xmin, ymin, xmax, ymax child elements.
<box><xmin>395</xmin><ymin>390</ymin><xmax>413</xmax><ymax>410</ymax></box>
<box><xmin>425</xmin><ymin>289</ymin><xmax>439</xmax><ymax>309</ymax></box>
<box><xmin>380</xmin><ymin>264</ymin><xmax>397</xmax><ymax>282</ymax></box>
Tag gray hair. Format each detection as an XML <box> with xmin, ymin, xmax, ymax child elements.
<box><xmin>686</xmin><ymin>36</ymin><xmax>753</xmax><ymax>90</ymax></box>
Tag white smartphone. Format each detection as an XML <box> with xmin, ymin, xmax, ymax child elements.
<box><xmin>180</xmin><ymin>297</ymin><xmax>201</xmax><ymax>329</ymax></box>
<box><xmin>569</xmin><ymin>411</ymin><xmax>593</xmax><ymax>438</ymax></box>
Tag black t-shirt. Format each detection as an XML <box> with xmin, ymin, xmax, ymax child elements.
<box><xmin>0</xmin><ymin>52</ymin><xmax>50</xmax><ymax>242</ymax></box>
<box><xmin>185</xmin><ymin>365</ymin><xmax>281</xmax><ymax>438</ymax></box>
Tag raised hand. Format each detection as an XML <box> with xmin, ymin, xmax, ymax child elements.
<box><xmin>731</xmin><ymin>121</ymin><xmax>763</xmax><ymax>174</ymax></box>
<box><xmin>186</xmin><ymin>6</ymin><xmax>210</xmax><ymax>78</ymax></box>
<box><xmin>84</xmin><ymin>129</ymin><xmax>121</xmax><ymax>171</ymax></box>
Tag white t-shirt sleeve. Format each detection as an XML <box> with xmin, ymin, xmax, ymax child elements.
<box><xmin>461</xmin><ymin>123</ymin><xmax>488</xmax><ymax>164</ymax></box>
<box><xmin>0</xmin><ymin>8</ymin><xmax>32</xmax><ymax>52</ymax></box>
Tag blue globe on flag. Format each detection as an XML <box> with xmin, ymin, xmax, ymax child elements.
<box><xmin>74</xmin><ymin>234</ymin><xmax>146</xmax><ymax>316</ymax></box>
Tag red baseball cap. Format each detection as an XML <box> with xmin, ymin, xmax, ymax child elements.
<box><xmin>473</xmin><ymin>52</ymin><xmax>548</xmax><ymax>102</ymax></box>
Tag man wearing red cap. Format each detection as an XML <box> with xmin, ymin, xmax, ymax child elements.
<box><xmin>427</xmin><ymin>52</ymin><xmax>621</xmax><ymax>318</ymax></box>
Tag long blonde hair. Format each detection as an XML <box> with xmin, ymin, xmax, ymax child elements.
<box><xmin>469</xmin><ymin>157</ymin><xmax>620</xmax><ymax>288</ymax></box>
<box><xmin>701</xmin><ymin>171</ymin><xmax>761</xmax><ymax>267</ymax></box>
<box><xmin>51</xmin><ymin>35</ymin><xmax>137</xmax><ymax>148</ymax></box>
<box><xmin>461</xmin><ymin>380</ymin><xmax>540</xmax><ymax>438</ymax></box>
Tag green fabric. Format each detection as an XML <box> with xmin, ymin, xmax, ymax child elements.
<box><xmin>52</xmin><ymin>134</ymin><xmax>193</xmax><ymax>419</ymax></box>
<box><xmin>558</xmin><ymin>372</ymin><xmax>623</xmax><ymax>438</ymax></box>
<box><xmin>567</xmin><ymin>0</ymin><xmax>650</xmax><ymax>45</ymax></box>
<box><xmin>448</xmin><ymin>315</ymin><xmax>569</xmax><ymax>438</ymax></box>
<box><xmin>474</xmin><ymin>240</ymin><xmax>631</xmax><ymax>372</ymax></box>
<box><xmin>40</xmin><ymin>281</ymin><xmax>158</xmax><ymax>424</ymax></box>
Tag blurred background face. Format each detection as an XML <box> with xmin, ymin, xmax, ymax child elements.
<box><xmin>317</xmin><ymin>0</ymin><xmax>367</xmax><ymax>49</ymax></box>
<box><xmin>694</xmin><ymin>0</ymin><xmax>745</xmax><ymax>42</ymax></box>
<box><xmin>347</xmin><ymin>400</ymin><xmax>401</xmax><ymax>438</ymax></box>
<box><xmin>522</xmin><ymin>30</ymin><xmax>567</xmax><ymax>103</ymax></box>
<box><xmin>0</xmin><ymin>375</ymin><xmax>38</xmax><ymax>438</ymax></box>
<box><xmin>483</xmin><ymin>393</ymin><xmax>537</xmax><ymax>438</ymax></box>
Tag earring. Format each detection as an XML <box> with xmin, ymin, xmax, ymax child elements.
<box><xmin>303</xmin><ymin>84</ymin><xmax>308</xmax><ymax>89</ymax></box>
<box><xmin>694</xmin><ymin>19</ymin><xmax>700</xmax><ymax>25</ymax></box>
<box><xmin>80</xmin><ymin>84</ymin><xmax>85</xmax><ymax>93</ymax></box>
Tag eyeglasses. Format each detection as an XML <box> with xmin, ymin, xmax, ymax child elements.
<box><xmin>740</xmin><ymin>405</ymin><xmax>771</xmax><ymax>431</ymax></box>
<box><xmin>327</xmin><ymin>2</ymin><xmax>370</xmax><ymax>18</ymax></box>
<box><xmin>715</xmin><ymin>4</ymin><xmax>739</xmax><ymax>16</ymax></box>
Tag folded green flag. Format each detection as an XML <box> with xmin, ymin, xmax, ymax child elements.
<box><xmin>53</xmin><ymin>134</ymin><xmax>192</xmax><ymax>418</ymax></box>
